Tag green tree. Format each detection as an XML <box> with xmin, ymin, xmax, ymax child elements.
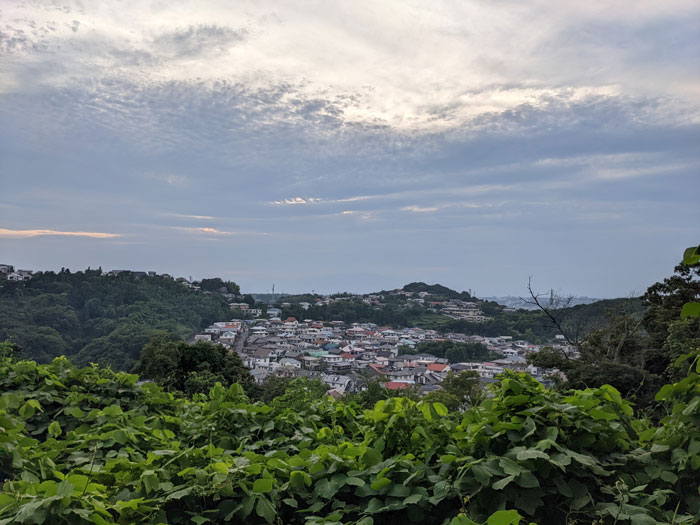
<box><xmin>530</xmin><ymin>245</ymin><xmax>700</xmax><ymax>407</ymax></box>
<box><xmin>271</xmin><ymin>378</ymin><xmax>330</xmax><ymax>407</ymax></box>
<box><xmin>423</xmin><ymin>390</ymin><xmax>461</xmax><ymax>411</ymax></box>
<box><xmin>257</xmin><ymin>375</ymin><xmax>294</xmax><ymax>404</ymax></box>
<box><xmin>440</xmin><ymin>371</ymin><xmax>482</xmax><ymax>408</ymax></box>
<box><xmin>136</xmin><ymin>335</ymin><xmax>254</xmax><ymax>396</ymax></box>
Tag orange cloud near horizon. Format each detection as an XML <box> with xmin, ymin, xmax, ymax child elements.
<box><xmin>0</xmin><ymin>228</ymin><xmax>121</xmax><ymax>239</ymax></box>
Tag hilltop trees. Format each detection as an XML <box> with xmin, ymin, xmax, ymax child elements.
<box><xmin>0</xmin><ymin>269</ymin><xmax>235</xmax><ymax>370</ymax></box>
<box><xmin>198</xmin><ymin>278</ymin><xmax>240</xmax><ymax>294</ymax></box>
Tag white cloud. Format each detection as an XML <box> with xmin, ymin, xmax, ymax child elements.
<box><xmin>594</xmin><ymin>162</ymin><xmax>693</xmax><ymax>181</ymax></box>
<box><xmin>402</xmin><ymin>205</ymin><xmax>439</xmax><ymax>213</ymax></box>
<box><xmin>0</xmin><ymin>228</ymin><xmax>121</xmax><ymax>239</ymax></box>
<box><xmin>3</xmin><ymin>0</ymin><xmax>698</xmax><ymax>138</ymax></box>
<box><xmin>163</xmin><ymin>213</ymin><xmax>216</xmax><ymax>220</ymax></box>
<box><xmin>171</xmin><ymin>226</ymin><xmax>271</xmax><ymax>236</ymax></box>
<box><xmin>270</xmin><ymin>197</ymin><xmax>322</xmax><ymax>205</ymax></box>
<box><xmin>173</xmin><ymin>227</ymin><xmax>236</xmax><ymax>235</ymax></box>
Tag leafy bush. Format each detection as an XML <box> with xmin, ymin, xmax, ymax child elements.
<box><xmin>0</xmin><ymin>350</ymin><xmax>698</xmax><ymax>524</ymax></box>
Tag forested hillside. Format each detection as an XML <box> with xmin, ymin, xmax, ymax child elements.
<box><xmin>0</xmin><ymin>270</ymin><xmax>233</xmax><ymax>370</ymax></box>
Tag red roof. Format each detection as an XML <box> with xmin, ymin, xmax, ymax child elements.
<box><xmin>369</xmin><ymin>364</ymin><xmax>386</xmax><ymax>373</ymax></box>
<box><xmin>385</xmin><ymin>382</ymin><xmax>411</xmax><ymax>390</ymax></box>
<box><xmin>285</xmin><ymin>317</ymin><xmax>297</xmax><ymax>322</ymax></box>
<box><xmin>340</xmin><ymin>353</ymin><xmax>355</xmax><ymax>359</ymax></box>
<box><xmin>427</xmin><ymin>363</ymin><xmax>448</xmax><ymax>372</ymax></box>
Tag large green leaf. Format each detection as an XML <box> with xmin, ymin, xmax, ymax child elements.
<box><xmin>256</xmin><ymin>497</ymin><xmax>276</xmax><ymax>523</ymax></box>
<box><xmin>680</xmin><ymin>302</ymin><xmax>700</xmax><ymax>319</ymax></box>
<box><xmin>492</xmin><ymin>475</ymin><xmax>515</xmax><ymax>490</ymax></box>
<box><xmin>252</xmin><ymin>478</ymin><xmax>274</xmax><ymax>494</ymax></box>
<box><xmin>682</xmin><ymin>245</ymin><xmax>700</xmax><ymax>265</ymax></box>
<box><xmin>486</xmin><ymin>510</ymin><xmax>522</xmax><ymax>525</ymax></box>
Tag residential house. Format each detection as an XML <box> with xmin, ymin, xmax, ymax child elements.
<box><xmin>321</xmin><ymin>375</ymin><xmax>353</xmax><ymax>393</ymax></box>
<box><xmin>426</xmin><ymin>363</ymin><xmax>451</xmax><ymax>379</ymax></box>
<box><xmin>267</xmin><ymin>308</ymin><xmax>282</xmax><ymax>318</ymax></box>
<box><xmin>279</xmin><ymin>357</ymin><xmax>302</xmax><ymax>369</ymax></box>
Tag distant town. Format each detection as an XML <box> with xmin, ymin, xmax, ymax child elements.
<box><xmin>0</xmin><ymin>264</ymin><xmax>576</xmax><ymax>395</ymax></box>
<box><xmin>197</xmin><ymin>281</ymin><xmax>578</xmax><ymax>396</ymax></box>
<box><xmin>197</xmin><ymin>313</ymin><xmax>574</xmax><ymax>398</ymax></box>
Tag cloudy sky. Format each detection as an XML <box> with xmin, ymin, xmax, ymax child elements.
<box><xmin>1</xmin><ymin>1</ymin><xmax>698</xmax><ymax>297</ymax></box>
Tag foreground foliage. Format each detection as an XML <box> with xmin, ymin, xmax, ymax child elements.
<box><xmin>0</xmin><ymin>348</ymin><xmax>698</xmax><ymax>524</ymax></box>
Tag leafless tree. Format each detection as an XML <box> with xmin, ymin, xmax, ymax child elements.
<box><xmin>523</xmin><ymin>277</ymin><xmax>581</xmax><ymax>349</ymax></box>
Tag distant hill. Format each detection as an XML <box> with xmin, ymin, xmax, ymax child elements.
<box><xmin>402</xmin><ymin>282</ymin><xmax>473</xmax><ymax>300</ymax></box>
<box><xmin>0</xmin><ymin>269</ymin><xmax>235</xmax><ymax>370</ymax></box>
<box><xmin>482</xmin><ymin>295</ymin><xmax>603</xmax><ymax>310</ymax></box>
<box><xmin>438</xmin><ymin>296</ymin><xmax>643</xmax><ymax>343</ymax></box>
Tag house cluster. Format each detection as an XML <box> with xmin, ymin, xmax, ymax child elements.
<box><xmin>193</xmin><ymin>315</ymin><xmax>563</xmax><ymax>396</ymax></box>
<box><xmin>268</xmin><ymin>288</ymin><xmax>491</xmax><ymax>322</ymax></box>
<box><xmin>228</xmin><ymin>302</ymin><xmax>263</xmax><ymax>317</ymax></box>
<box><xmin>433</xmin><ymin>300</ymin><xmax>489</xmax><ymax>322</ymax></box>
<box><xmin>193</xmin><ymin>320</ymin><xmax>246</xmax><ymax>348</ymax></box>
<box><xmin>0</xmin><ymin>264</ymin><xmax>33</xmax><ymax>282</ymax></box>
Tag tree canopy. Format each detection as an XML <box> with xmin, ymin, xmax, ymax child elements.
<box><xmin>529</xmin><ymin>248</ymin><xmax>700</xmax><ymax>407</ymax></box>
<box><xmin>136</xmin><ymin>336</ymin><xmax>254</xmax><ymax>396</ymax></box>
<box><xmin>0</xmin><ymin>269</ymin><xmax>237</xmax><ymax>370</ymax></box>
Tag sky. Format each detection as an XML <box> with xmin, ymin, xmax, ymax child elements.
<box><xmin>1</xmin><ymin>0</ymin><xmax>698</xmax><ymax>297</ymax></box>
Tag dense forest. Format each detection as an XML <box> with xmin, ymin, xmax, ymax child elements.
<box><xmin>0</xmin><ymin>270</ymin><xmax>234</xmax><ymax>370</ymax></box>
<box><xmin>399</xmin><ymin>341</ymin><xmax>493</xmax><ymax>364</ymax></box>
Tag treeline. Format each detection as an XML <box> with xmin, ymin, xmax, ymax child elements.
<box><xmin>439</xmin><ymin>297</ymin><xmax>643</xmax><ymax>343</ymax></box>
<box><xmin>399</xmin><ymin>341</ymin><xmax>492</xmax><ymax>363</ymax></box>
<box><xmin>393</xmin><ymin>282</ymin><xmax>473</xmax><ymax>300</ymax></box>
<box><xmin>280</xmin><ymin>294</ymin><xmax>643</xmax><ymax>344</ymax></box>
<box><xmin>281</xmin><ymin>300</ymin><xmax>432</xmax><ymax>328</ymax></box>
<box><xmin>529</xmin><ymin>256</ymin><xmax>700</xmax><ymax>407</ymax></box>
<box><xmin>0</xmin><ymin>269</ymin><xmax>236</xmax><ymax>370</ymax></box>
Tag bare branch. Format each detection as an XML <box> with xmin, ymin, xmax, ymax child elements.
<box><xmin>525</xmin><ymin>277</ymin><xmax>581</xmax><ymax>350</ymax></box>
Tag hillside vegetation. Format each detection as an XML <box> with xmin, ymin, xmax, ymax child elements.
<box><xmin>0</xmin><ymin>270</ymin><xmax>233</xmax><ymax>370</ymax></box>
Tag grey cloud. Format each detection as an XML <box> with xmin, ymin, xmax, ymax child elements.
<box><xmin>2</xmin><ymin>2</ymin><xmax>699</xmax><ymax>296</ymax></box>
<box><xmin>151</xmin><ymin>25</ymin><xmax>247</xmax><ymax>58</ymax></box>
